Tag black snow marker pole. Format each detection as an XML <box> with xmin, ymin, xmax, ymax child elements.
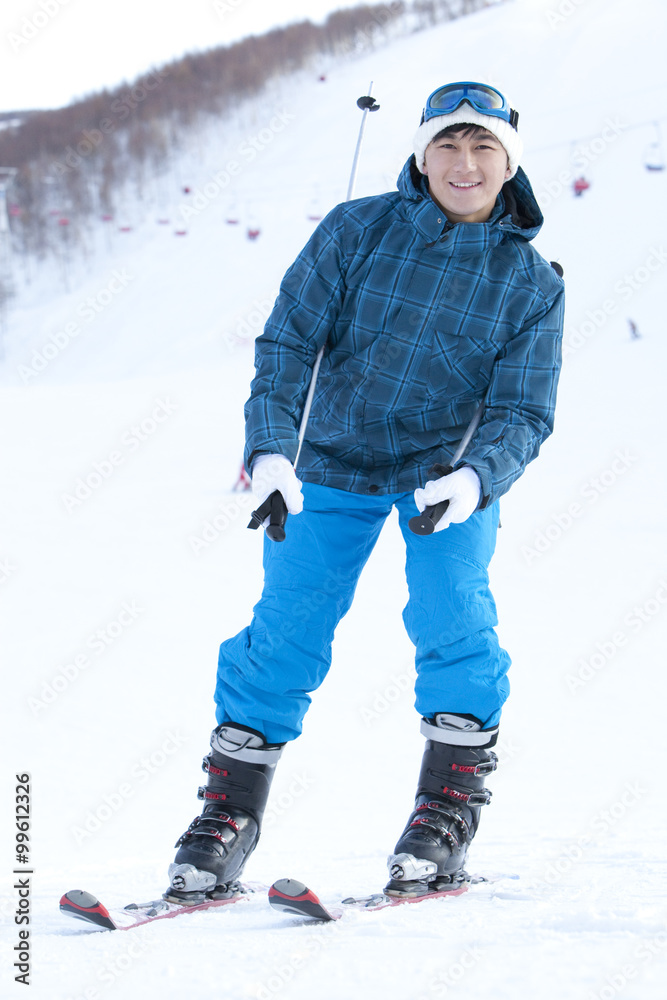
<box><xmin>248</xmin><ymin>83</ymin><xmax>380</xmax><ymax>542</ymax></box>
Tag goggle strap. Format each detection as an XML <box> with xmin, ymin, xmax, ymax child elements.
<box><xmin>417</xmin><ymin>106</ymin><xmax>519</xmax><ymax>131</ymax></box>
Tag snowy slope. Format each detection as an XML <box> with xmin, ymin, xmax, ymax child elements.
<box><xmin>2</xmin><ymin>0</ymin><xmax>667</xmax><ymax>997</ymax></box>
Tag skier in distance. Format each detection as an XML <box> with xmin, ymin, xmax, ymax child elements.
<box><xmin>167</xmin><ymin>81</ymin><xmax>565</xmax><ymax>902</ymax></box>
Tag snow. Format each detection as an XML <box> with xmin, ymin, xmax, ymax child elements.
<box><xmin>2</xmin><ymin>0</ymin><xmax>667</xmax><ymax>996</ymax></box>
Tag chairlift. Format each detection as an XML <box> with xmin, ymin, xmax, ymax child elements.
<box><xmin>568</xmin><ymin>139</ymin><xmax>592</xmax><ymax>197</ymax></box>
<box><xmin>644</xmin><ymin>124</ymin><xmax>665</xmax><ymax>171</ymax></box>
<box><xmin>306</xmin><ymin>196</ymin><xmax>323</xmax><ymax>222</ymax></box>
<box><xmin>246</xmin><ymin>208</ymin><xmax>261</xmax><ymax>241</ymax></box>
<box><xmin>644</xmin><ymin>146</ymin><xmax>664</xmax><ymax>171</ymax></box>
<box><xmin>573</xmin><ymin>176</ymin><xmax>591</xmax><ymax>197</ymax></box>
<box><xmin>225</xmin><ymin>199</ymin><xmax>240</xmax><ymax>224</ymax></box>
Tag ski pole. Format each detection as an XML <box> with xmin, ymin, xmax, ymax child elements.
<box><xmin>293</xmin><ymin>82</ymin><xmax>379</xmax><ymax>472</ymax></box>
<box><xmin>345</xmin><ymin>84</ymin><xmax>380</xmax><ymax>202</ymax></box>
<box><xmin>248</xmin><ymin>83</ymin><xmax>380</xmax><ymax>541</ymax></box>
<box><xmin>408</xmin><ymin>396</ymin><xmax>486</xmax><ymax>536</ymax></box>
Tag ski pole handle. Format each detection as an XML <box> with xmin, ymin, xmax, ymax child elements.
<box><xmin>408</xmin><ymin>463</ymin><xmax>453</xmax><ymax>536</ymax></box>
<box><xmin>247</xmin><ymin>490</ymin><xmax>288</xmax><ymax>542</ymax></box>
<box><xmin>408</xmin><ymin>499</ymin><xmax>450</xmax><ymax>535</ymax></box>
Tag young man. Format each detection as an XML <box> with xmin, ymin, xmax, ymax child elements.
<box><xmin>167</xmin><ymin>82</ymin><xmax>564</xmax><ymax>901</ymax></box>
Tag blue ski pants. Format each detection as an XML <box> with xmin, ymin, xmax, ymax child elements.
<box><xmin>215</xmin><ymin>483</ymin><xmax>510</xmax><ymax>744</ymax></box>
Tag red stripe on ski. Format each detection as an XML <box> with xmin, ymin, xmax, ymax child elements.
<box><xmin>59</xmin><ymin>884</ymin><xmax>261</xmax><ymax>931</ymax></box>
<box><xmin>268</xmin><ymin>877</ymin><xmax>470</xmax><ymax>922</ymax></box>
<box><xmin>59</xmin><ymin>891</ymin><xmax>116</xmax><ymax>930</ymax></box>
<box><xmin>268</xmin><ymin>880</ymin><xmax>337</xmax><ymax>921</ymax></box>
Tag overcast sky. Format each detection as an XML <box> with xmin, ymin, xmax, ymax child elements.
<box><xmin>0</xmin><ymin>0</ymin><xmax>362</xmax><ymax>112</ymax></box>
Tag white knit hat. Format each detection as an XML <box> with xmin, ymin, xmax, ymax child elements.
<box><xmin>413</xmin><ymin>103</ymin><xmax>524</xmax><ymax>179</ymax></box>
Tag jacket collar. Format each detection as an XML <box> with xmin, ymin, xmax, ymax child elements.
<box><xmin>396</xmin><ymin>155</ymin><xmax>544</xmax><ymax>253</ymax></box>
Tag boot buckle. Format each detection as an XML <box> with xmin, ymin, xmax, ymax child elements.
<box><xmin>202</xmin><ymin>754</ymin><xmax>229</xmax><ymax>777</ymax></box>
<box><xmin>451</xmin><ymin>753</ymin><xmax>497</xmax><ymax>777</ymax></box>
<box><xmin>386</xmin><ymin>853</ymin><xmax>438</xmax><ymax>882</ymax></box>
<box><xmin>466</xmin><ymin>789</ymin><xmax>492</xmax><ymax>806</ymax></box>
<box><xmin>166</xmin><ymin>863</ymin><xmax>216</xmax><ymax>900</ymax></box>
<box><xmin>442</xmin><ymin>785</ymin><xmax>492</xmax><ymax>806</ymax></box>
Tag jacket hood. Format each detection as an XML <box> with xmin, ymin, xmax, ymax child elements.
<box><xmin>397</xmin><ymin>154</ymin><xmax>544</xmax><ymax>245</ymax></box>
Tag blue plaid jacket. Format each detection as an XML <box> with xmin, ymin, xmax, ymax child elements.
<box><xmin>244</xmin><ymin>157</ymin><xmax>564</xmax><ymax>507</ymax></box>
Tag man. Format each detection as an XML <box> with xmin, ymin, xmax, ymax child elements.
<box><xmin>167</xmin><ymin>82</ymin><xmax>564</xmax><ymax>902</ymax></box>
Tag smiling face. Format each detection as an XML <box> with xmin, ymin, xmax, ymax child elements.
<box><xmin>420</xmin><ymin>125</ymin><xmax>512</xmax><ymax>224</ymax></box>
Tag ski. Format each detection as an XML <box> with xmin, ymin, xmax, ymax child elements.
<box><xmin>59</xmin><ymin>883</ymin><xmax>264</xmax><ymax>932</ymax></box>
<box><xmin>268</xmin><ymin>874</ymin><xmax>491</xmax><ymax>922</ymax></box>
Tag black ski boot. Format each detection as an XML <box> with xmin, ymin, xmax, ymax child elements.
<box><xmin>165</xmin><ymin>722</ymin><xmax>283</xmax><ymax>902</ymax></box>
<box><xmin>385</xmin><ymin>713</ymin><xmax>498</xmax><ymax>897</ymax></box>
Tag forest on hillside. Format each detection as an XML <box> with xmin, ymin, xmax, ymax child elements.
<box><xmin>0</xmin><ymin>0</ymin><xmax>503</xmax><ymax>287</ymax></box>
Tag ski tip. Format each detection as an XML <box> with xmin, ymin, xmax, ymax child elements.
<box><xmin>268</xmin><ymin>879</ymin><xmax>337</xmax><ymax>921</ymax></box>
<box><xmin>270</xmin><ymin>878</ymin><xmax>310</xmax><ymax>899</ymax></box>
<box><xmin>59</xmin><ymin>890</ymin><xmax>117</xmax><ymax>931</ymax></box>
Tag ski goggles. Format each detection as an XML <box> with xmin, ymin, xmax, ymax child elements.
<box><xmin>420</xmin><ymin>82</ymin><xmax>519</xmax><ymax>130</ymax></box>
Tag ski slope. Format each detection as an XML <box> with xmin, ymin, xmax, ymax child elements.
<box><xmin>2</xmin><ymin>0</ymin><xmax>667</xmax><ymax>997</ymax></box>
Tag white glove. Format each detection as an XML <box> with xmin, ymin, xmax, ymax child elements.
<box><xmin>251</xmin><ymin>453</ymin><xmax>304</xmax><ymax>515</ymax></box>
<box><xmin>413</xmin><ymin>466</ymin><xmax>481</xmax><ymax>531</ymax></box>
